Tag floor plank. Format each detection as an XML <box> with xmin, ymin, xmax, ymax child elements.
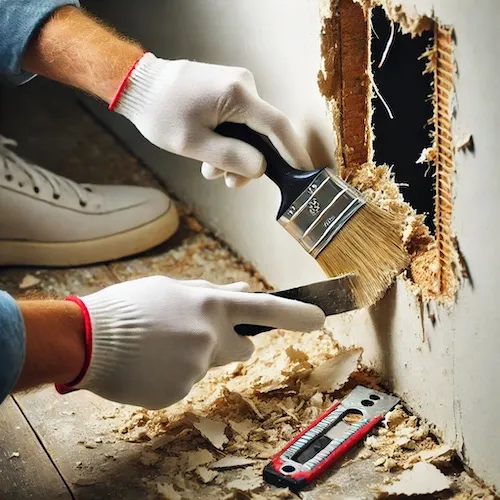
<box><xmin>0</xmin><ymin>396</ymin><xmax>71</xmax><ymax>500</ymax></box>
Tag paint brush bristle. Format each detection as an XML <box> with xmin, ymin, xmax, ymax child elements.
<box><xmin>316</xmin><ymin>202</ymin><xmax>409</xmax><ymax>308</ymax></box>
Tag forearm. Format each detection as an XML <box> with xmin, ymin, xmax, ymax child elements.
<box><xmin>15</xmin><ymin>300</ymin><xmax>85</xmax><ymax>390</ymax></box>
<box><xmin>22</xmin><ymin>6</ymin><xmax>143</xmax><ymax>103</ymax></box>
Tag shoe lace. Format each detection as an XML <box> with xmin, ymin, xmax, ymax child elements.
<box><xmin>0</xmin><ymin>135</ymin><xmax>91</xmax><ymax>206</ymax></box>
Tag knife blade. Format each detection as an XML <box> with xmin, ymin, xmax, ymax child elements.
<box><xmin>234</xmin><ymin>274</ymin><xmax>359</xmax><ymax>336</ymax></box>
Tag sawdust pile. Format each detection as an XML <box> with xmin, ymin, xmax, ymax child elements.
<box><xmin>117</xmin><ymin>330</ymin><xmax>368</xmax><ymax>498</ymax></box>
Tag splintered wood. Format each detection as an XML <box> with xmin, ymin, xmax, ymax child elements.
<box><xmin>319</xmin><ymin>0</ymin><xmax>462</xmax><ymax>303</ymax></box>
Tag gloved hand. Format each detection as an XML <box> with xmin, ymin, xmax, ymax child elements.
<box><xmin>57</xmin><ymin>276</ymin><xmax>325</xmax><ymax>409</ymax></box>
<box><xmin>110</xmin><ymin>53</ymin><xmax>313</xmax><ymax>188</ymax></box>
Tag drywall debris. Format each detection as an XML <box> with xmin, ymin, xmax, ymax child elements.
<box><xmin>195</xmin><ymin>466</ymin><xmax>218</xmax><ymax>484</ymax></box>
<box><xmin>182</xmin><ymin>449</ymin><xmax>214</xmax><ymax>472</ymax></box>
<box><xmin>140</xmin><ymin>450</ymin><xmax>161</xmax><ymax>467</ymax></box>
<box><xmin>229</xmin><ymin>419</ymin><xmax>255</xmax><ymax>439</ymax></box>
<box><xmin>455</xmin><ymin>132</ymin><xmax>473</xmax><ymax>152</ymax></box>
<box><xmin>356</xmin><ymin>0</ymin><xmax>434</xmax><ymax>36</ymax></box>
<box><xmin>226</xmin><ymin>476</ymin><xmax>263</xmax><ymax>492</ymax></box>
<box><xmin>416</xmin><ymin>146</ymin><xmax>435</xmax><ymax>164</ymax></box>
<box><xmin>73</xmin><ymin>477</ymin><xmax>98</xmax><ymax>487</ymax></box>
<box><xmin>8</xmin><ymin>451</ymin><xmax>20</xmax><ymax>459</ymax></box>
<box><xmin>384</xmin><ymin>406</ymin><xmax>407</xmax><ymax>429</ymax></box>
<box><xmin>193</xmin><ymin>417</ymin><xmax>228</xmax><ymax>449</ymax></box>
<box><xmin>418</xmin><ymin>444</ymin><xmax>454</xmax><ymax>465</ymax></box>
<box><xmin>307</xmin><ymin>347</ymin><xmax>362</xmax><ymax>392</ymax></box>
<box><xmin>211</xmin><ymin>457</ymin><xmax>256</xmax><ymax>470</ymax></box>
<box><xmin>320</xmin><ymin>0</ymin><xmax>333</xmax><ymax>19</ymax></box>
<box><xmin>379</xmin><ymin>462</ymin><xmax>451</xmax><ymax>496</ymax></box>
<box><xmin>156</xmin><ymin>481</ymin><xmax>182</xmax><ymax>500</ymax></box>
<box><xmin>19</xmin><ymin>274</ymin><xmax>40</xmax><ymax>289</ymax></box>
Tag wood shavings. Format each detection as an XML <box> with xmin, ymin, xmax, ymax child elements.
<box><xmin>157</xmin><ymin>481</ymin><xmax>182</xmax><ymax>500</ymax></box>
<box><xmin>211</xmin><ymin>457</ymin><xmax>256</xmax><ymax>470</ymax></box>
<box><xmin>193</xmin><ymin>417</ymin><xmax>228</xmax><ymax>449</ymax></box>
<box><xmin>18</xmin><ymin>274</ymin><xmax>40</xmax><ymax>289</ymax></box>
<box><xmin>195</xmin><ymin>466</ymin><xmax>218</xmax><ymax>484</ymax></box>
<box><xmin>378</xmin><ymin>462</ymin><xmax>451</xmax><ymax>496</ymax></box>
<box><xmin>307</xmin><ymin>347</ymin><xmax>362</xmax><ymax>392</ymax></box>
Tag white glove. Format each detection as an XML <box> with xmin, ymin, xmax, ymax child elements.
<box><xmin>111</xmin><ymin>53</ymin><xmax>313</xmax><ymax>188</ymax></box>
<box><xmin>58</xmin><ymin>276</ymin><xmax>325</xmax><ymax>409</ymax></box>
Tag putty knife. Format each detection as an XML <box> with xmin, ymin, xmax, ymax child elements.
<box><xmin>235</xmin><ymin>275</ymin><xmax>359</xmax><ymax>336</ymax></box>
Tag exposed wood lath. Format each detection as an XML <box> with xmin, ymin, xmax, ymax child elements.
<box><xmin>431</xmin><ymin>26</ymin><xmax>456</xmax><ymax>296</ymax></box>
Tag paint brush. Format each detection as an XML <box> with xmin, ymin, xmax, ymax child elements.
<box><xmin>215</xmin><ymin>122</ymin><xmax>409</xmax><ymax>307</ymax></box>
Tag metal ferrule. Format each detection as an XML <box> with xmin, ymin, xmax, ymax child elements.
<box><xmin>278</xmin><ymin>169</ymin><xmax>366</xmax><ymax>258</ymax></box>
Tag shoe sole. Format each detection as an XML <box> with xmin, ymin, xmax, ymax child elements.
<box><xmin>0</xmin><ymin>204</ymin><xmax>180</xmax><ymax>267</ymax></box>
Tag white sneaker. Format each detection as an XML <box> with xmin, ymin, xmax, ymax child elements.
<box><xmin>0</xmin><ymin>136</ymin><xmax>179</xmax><ymax>267</ymax></box>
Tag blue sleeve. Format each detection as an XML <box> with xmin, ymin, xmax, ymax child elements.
<box><xmin>0</xmin><ymin>292</ymin><xmax>26</xmax><ymax>404</ymax></box>
<box><xmin>0</xmin><ymin>0</ymin><xmax>80</xmax><ymax>83</ymax></box>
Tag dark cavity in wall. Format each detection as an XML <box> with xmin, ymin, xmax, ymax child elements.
<box><xmin>371</xmin><ymin>7</ymin><xmax>435</xmax><ymax>232</ymax></box>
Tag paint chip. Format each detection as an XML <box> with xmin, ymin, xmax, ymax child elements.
<box><xmin>307</xmin><ymin>347</ymin><xmax>362</xmax><ymax>392</ymax></box>
<box><xmin>379</xmin><ymin>462</ymin><xmax>451</xmax><ymax>496</ymax></box>
<box><xmin>193</xmin><ymin>417</ymin><xmax>228</xmax><ymax>449</ymax></box>
<box><xmin>19</xmin><ymin>274</ymin><xmax>40</xmax><ymax>289</ymax></box>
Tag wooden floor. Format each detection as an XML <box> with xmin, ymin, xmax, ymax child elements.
<box><xmin>0</xmin><ymin>79</ymin><xmax>268</xmax><ymax>499</ymax></box>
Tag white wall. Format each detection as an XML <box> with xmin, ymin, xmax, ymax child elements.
<box><xmin>84</xmin><ymin>0</ymin><xmax>500</xmax><ymax>490</ymax></box>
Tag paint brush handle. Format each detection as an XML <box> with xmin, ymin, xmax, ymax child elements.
<box><xmin>215</xmin><ymin>122</ymin><xmax>321</xmax><ymax>218</ymax></box>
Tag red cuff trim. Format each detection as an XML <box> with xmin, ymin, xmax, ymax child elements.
<box><xmin>108</xmin><ymin>51</ymin><xmax>148</xmax><ymax>111</ymax></box>
<box><xmin>55</xmin><ymin>296</ymin><xmax>93</xmax><ymax>395</ymax></box>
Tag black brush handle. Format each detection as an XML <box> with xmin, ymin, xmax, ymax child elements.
<box><xmin>215</xmin><ymin>122</ymin><xmax>322</xmax><ymax>219</ymax></box>
<box><xmin>234</xmin><ymin>323</ymin><xmax>272</xmax><ymax>336</ymax></box>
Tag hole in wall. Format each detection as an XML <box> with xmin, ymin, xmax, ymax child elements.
<box><xmin>370</xmin><ymin>7</ymin><xmax>436</xmax><ymax>233</ymax></box>
<box><xmin>318</xmin><ymin>0</ymin><xmax>461</xmax><ymax>302</ymax></box>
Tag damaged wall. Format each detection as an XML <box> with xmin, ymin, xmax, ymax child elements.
<box><xmin>83</xmin><ymin>0</ymin><xmax>500</xmax><ymax>490</ymax></box>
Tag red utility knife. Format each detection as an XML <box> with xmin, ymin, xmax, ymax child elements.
<box><xmin>263</xmin><ymin>386</ymin><xmax>400</xmax><ymax>492</ymax></box>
